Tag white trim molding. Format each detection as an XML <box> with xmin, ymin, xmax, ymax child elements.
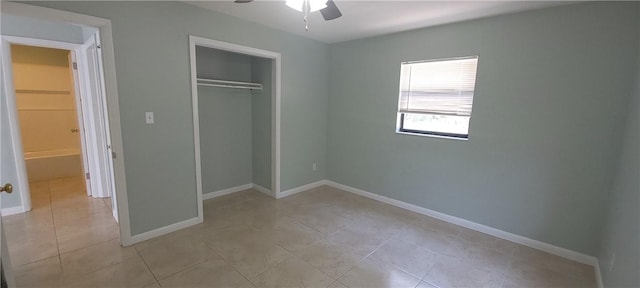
<box><xmin>202</xmin><ymin>184</ymin><xmax>253</xmax><ymax>200</ymax></box>
<box><xmin>0</xmin><ymin>206</ymin><xmax>25</xmax><ymax>216</ymax></box>
<box><xmin>324</xmin><ymin>180</ymin><xmax>599</xmax><ymax>267</ymax></box>
<box><xmin>278</xmin><ymin>180</ymin><xmax>328</xmax><ymax>199</ymax></box>
<box><xmin>200</xmin><ymin>183</ymin><xmax>275</xmax><ymax>201</ymax></box>
<box><xmin>252</xmin><ymin>183</ymin><xmax>274</xmax><ymax>198</ymax></box>
<box><xmin>188</xmin><ymin>35</ymin><xmax>282</xmax><ymax>227</ymax></box>
<box><xmin>129</xmin><ymin>217</ymin><xmax>200</xmax><ymax>245</ymax></box>
<box><xmin>595</xmin><ymin>261</ymin><xmax>604</xmax><ymax>288</ymax></box>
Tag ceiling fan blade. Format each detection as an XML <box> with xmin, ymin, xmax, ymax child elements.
<box><xmin>320</xmin><ymin>0</ymin><xmax>342</xmax><ymax>21</ymax></box>
<box><xmin>234</xmin><ymin>0</ymin><xmax>254</xmax><ymax>3</ymax></box>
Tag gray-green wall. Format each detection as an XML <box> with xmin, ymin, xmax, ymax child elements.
<box><xmin>14</xmin><ymin>1</ymin><xmax>638</xmax><ymax>261</ymax></box>
<box><xmin>1</xmin><ymin>14</ymin><xmax>84</xmax><ymax>44</ymax></box>
<box><xmin>327</xmin><ymin>2</ymin><xmax>639</xmax><ymax>255</ymax></box>
<box><xmin>597</xmin><ymin>19</ymin><xmax>640</xmax><ymax>287</ymax></box>
<box><xmin>25</xmin><ymin>1</ymin><xmax>329</xmax><ymax>235</ymax></box>
<box><xmin>196</xmin><ymin>47</ymin><xmax>253</xmax><ymax>193</ymax></box>
<box><xmin>251</xmin><ymin>57</ymin><xmax>272</xmax><ymax>190</ymax></box>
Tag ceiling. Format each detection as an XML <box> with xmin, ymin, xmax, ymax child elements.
<box><xmin>186</xmin><ymin>1</ymin><xmax>570</xmax><ymax>43</ymax></box>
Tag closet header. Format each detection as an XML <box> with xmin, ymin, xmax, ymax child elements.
<box><xmin>197</xmin><ymin>78</ymin><xmax>262</xmax><ymax>91</ymax></box>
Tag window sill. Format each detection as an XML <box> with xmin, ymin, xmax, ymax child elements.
<box><xmin>395</xmin><ymin>130</ymin><xmax>469</xmax><ymax>141</ymax></box>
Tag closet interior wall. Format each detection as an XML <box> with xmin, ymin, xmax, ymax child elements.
<box><xmin>196</xmin><ymin>46</ymin><xmax>272</xmax><ymax>194</ymax></box>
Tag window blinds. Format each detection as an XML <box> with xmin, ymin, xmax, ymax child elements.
<box><xmin>398</xmin><ymin>57</ymin><xmax>478</xmax><ymax>117</ymax></box>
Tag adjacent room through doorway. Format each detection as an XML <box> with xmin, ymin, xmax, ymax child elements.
<box><xmin>0</xmin><ymin>13</ymin><xmax>122</xmax><ymax>277</ymax></box>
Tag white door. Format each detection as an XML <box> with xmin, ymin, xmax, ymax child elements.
<box><xmin>79</xmin><ymin>35</ymin><xmax>118</xmax><ymax>221</ymax></box>
<box><xmin>1</xmin><ymin>40</ymin><xmax>16</xmax><ymax>288</ymax></box>
<box><xmin>0</xmin><ymin>194</ymin><xmax>14</xmax><ymax>288</ymax></box>
<box><xmin>69</xmin><ymin>52</ymin><xmax>93</xmax><ymax>197</ymax></box>
<box><xmin>1</xmin><ymin>129</ymin><xmax>16</xmax><ymax>288</ymax></box>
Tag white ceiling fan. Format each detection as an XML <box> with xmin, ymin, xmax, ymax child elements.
<box><xmin>233</xmin><ymin>0</ymin><xmax>342</xmax><ymax>31</ymax></box>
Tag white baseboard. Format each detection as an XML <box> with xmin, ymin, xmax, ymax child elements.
<box><xmin>131</xmin><ymin>178</ymin><xmax>599</xmax><ymax>270</ymax></box>
<box><xmin>130</xmin><ymin>183</ymin><xmax>271</xmax><ymax>246</ymax></box>
<box><xmin>595</xmin><ymin>260</ymin><xmax>604</xmax><ymax>288</ymax></box>
<box><xmin>129</xmin><ymin>217</ymin><xmax>200</xmax><ymax>245</ymax></box>
<box><xmin>277</xmin><ymin>180</ymin><xmax>328</xmax><ymax>199</ymax></box>
<box><xmin>324</xmin><ymin>180</ymin><xmax>598</xmax><ymax>267</ymax></box>
<box><xmin>1</xmin><ymin>206</ymin><xmax>25</xmax><ymax>216</ymax></box>
<box><xmin>202</xmin><ymin>184</ymin><xmax>253</xmax><ymax>200</ymax></box>
<box><xmin>252</xmin><ymin>183</ymin><xmax>274</xmax><ymax>198</ymax></box>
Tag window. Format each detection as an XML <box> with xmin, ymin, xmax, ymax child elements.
<box><xmin>397</xmin><ymin>56</ymin><xmax>478</xmax><ymax>139</ymax></box>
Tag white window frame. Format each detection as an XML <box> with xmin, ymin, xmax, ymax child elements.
<box><xmin>396</xmin><ymin>56</ymin><xmax>479</xmax><ymax>140</ymax></box>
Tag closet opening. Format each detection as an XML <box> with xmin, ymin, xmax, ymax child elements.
<box><xmin>189</xmin><ymin>36</ymin><xmax>281</xmax><ymax>223</ymax></box>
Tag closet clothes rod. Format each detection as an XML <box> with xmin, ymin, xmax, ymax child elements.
<box><xmin>197</xmin><ymin>78</ymin><xmax>262</xmax><ymax>90</ymax></box>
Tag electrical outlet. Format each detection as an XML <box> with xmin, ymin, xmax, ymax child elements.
<box><xmin>609</xmin><ymin>253</ymin><xmax>616</xmax><ymax>271</ymax></box>
<box><xmin>312</xmin><ymin>163</ymin><xmax>317</xmax><ymax>171</ymax></box>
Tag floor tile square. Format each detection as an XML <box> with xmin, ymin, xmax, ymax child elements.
<box><xmin>250</xmin><ymin>257</ymin><xmax>334</xmax><ymax>288</ymax></box>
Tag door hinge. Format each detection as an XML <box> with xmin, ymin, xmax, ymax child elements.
<box><xmin>85</xmin><ymin>172</ymin><xmax>91</xmax><ymax>180</ymax></box>
<box><xmin>73</xmin><ymin>62</ymin><xmax>78</xmax><ymax>70</ymax></box>
<box><xmin>112</xmin><ymin>151</ymin><xmax>116</xmax><ymax>159</ymax></box>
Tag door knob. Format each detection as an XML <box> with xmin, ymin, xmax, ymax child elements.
<box><xmin>0</xmin><ymin>183</ymin><xmax>12</xmax><ymax>194</ymax></box>
<box><xmin>71</xmin><ymin>128</ymin><xmax>79</xmax><ymax>133</ymax></box>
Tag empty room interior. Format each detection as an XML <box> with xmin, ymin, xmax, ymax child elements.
<box><xmin>0</xmin><ymin>1</ymin><xmax>638</xmax><ymax>288</ymax></box>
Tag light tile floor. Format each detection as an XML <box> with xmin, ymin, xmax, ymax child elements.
<box><xmin>5</xmin><ymin>184</ymin><xmax>596</xmax><ymax>288</ymax></box>
<box><xmin>2</xmin><ymin>177</ymin><xmax>120</xmax><ymax>286</ymax></box>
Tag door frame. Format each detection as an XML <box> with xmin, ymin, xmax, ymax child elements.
<box><xmin>1</xmin><ymin>2</ymin><xmax>132</xmax><ymax>246</ymax></box>
<box><xmin>3</xmin><ymin>37</ymin><xmax>106</xmax><ymax>203</ymax></box>
<box><xmin>1</xmin><ymin>36</ymin><xmax>87</xmax><ymax>214</ymax></box>
<box><xmin>76</xmin><ymin>34</ymin><xmax>115</xmax><ymax>202</ymax></box>
<box><xmin>81</xmin><ymin>33</ymin><xmax>119</xmax><ymax>221</ymax></box>
<box><xmin>188</xmin><ymin>35</ymin><xmax>282</xmax><ymax>224</ymax></box>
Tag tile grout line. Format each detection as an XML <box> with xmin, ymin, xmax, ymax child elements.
<box><xmin>366</xmin><ymin>238</ymin><xmax>433</xmax><ymax>284</ymax></box>
<box><xmin>274</xmin><ymin>202</ymin><xmax>369</xmax><ymax>282</ymax></box>
<box><xmin>49</xmin><ymin>178</ymin><xmax>120</xmax><ymax>275</ymax></box>
<box><xmin>274</xmin><ymin>243</ymin><xmax>339</xmax><ymax>283</ymax></box>
<box><xmin>134</xmin><ymin>246</ymin><xmax>162</xmax><ymax>285</ymax></box>
<box><xmin>327</xmin><ymin>233</ymin><xmax>394</xmax><ymax>286</ymax></box>
<box><xmin>102</xmin><ymin>196</ymin><xmax>111</xmax><ymax>214</ymax></box>
<box><xmin>46</xmin><ymin>179</ymin><xmax>65</xmax><ymax>273</ymax></box>
<box><xmin>57</xmin><ymin>235</ymin><xmax>121</xmax><ymax>258</ymax></box>
<box><xmin>192</xmin><ymin>219</ymin><xmax>270</xmax><ymax>287</ymax></box>
<box><xmin>223</xmin><ymin>250</ymin><xmax>260</xmax><ymax>288</ymax></box>
<box><xmin>136</xmin><ymin>234</ymin><xmax>227</xmax><ymax>284</ymax></box>
<box><xmin>49</xmin><ymin>178</ymin><xmax>125</xmax><ymax>277</ymax></box>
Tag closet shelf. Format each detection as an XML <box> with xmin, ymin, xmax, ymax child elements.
<box><xmin>197</xmin><ymin>78</ymin><xmax>262</xmax><ymax>91</ymax></box>
<box><xmin>15</xmin><ymin>89</ymin><xmax>71</xmax><ymax>95</ymax></box>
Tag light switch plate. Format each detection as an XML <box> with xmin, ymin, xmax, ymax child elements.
<box><xmin>145</xmin><ymin>112</ymin><xmax>154</xmax><ymax>124</ymax></box>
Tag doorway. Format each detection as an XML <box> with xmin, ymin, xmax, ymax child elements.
<box><xmin>2</xmin><ymin>35</ymin><xmax>118</xmax><ymax>218</ymax></box>
<box><xmin>10</xmin><ymin>44</ymin><xmax>92</xmax><ymax>211</ymax></box>
<box><xmin>0</xmin><ymin>30</ymin><xmax>119</xmax><ymax>268</ymax></box>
